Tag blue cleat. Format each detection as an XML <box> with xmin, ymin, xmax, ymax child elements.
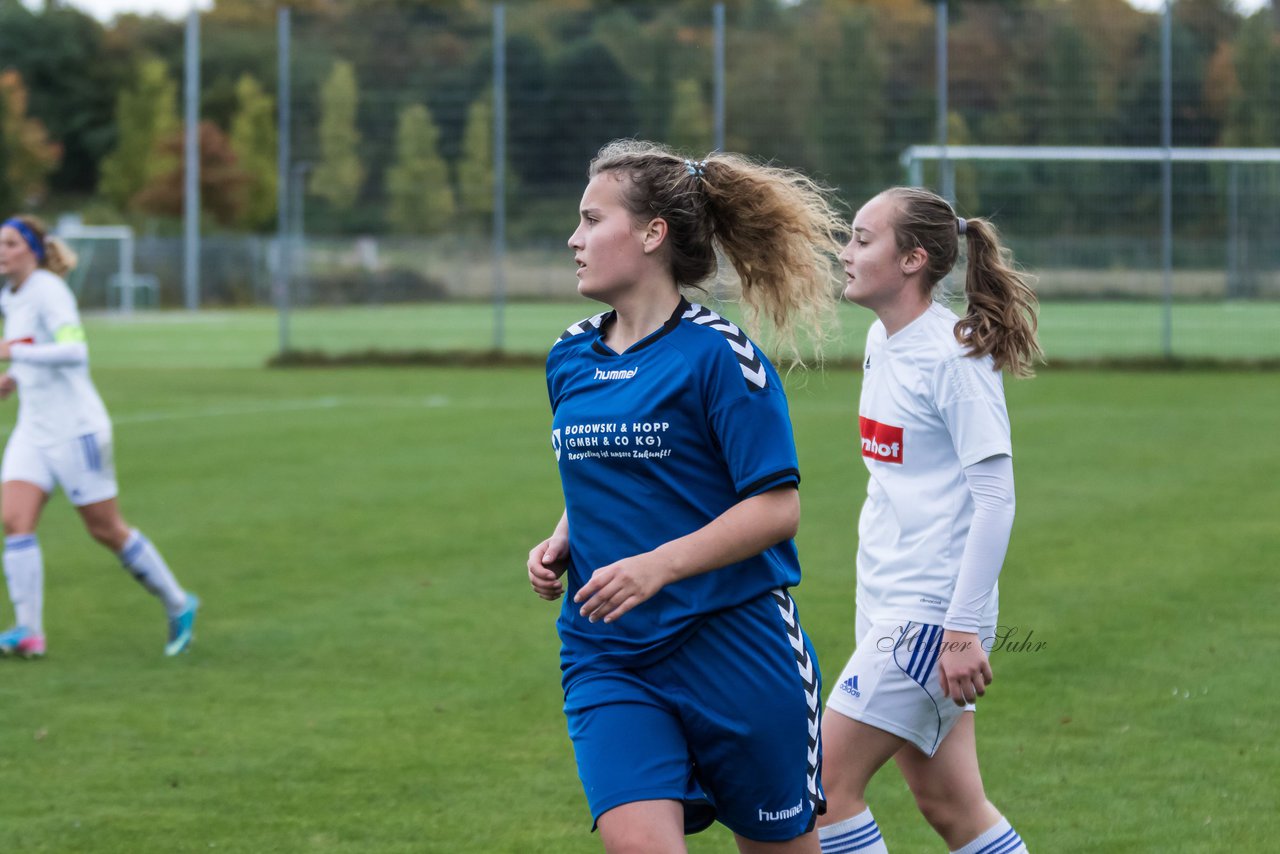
<box><xmin>165</xmin><ymin>593</ymin><xmax>199</xmax><ymax>656</ymax></box>
<box><xmin>0</xmin><ymin>625</ymin><xmax>46</xmax><ymax>659</ymax></box>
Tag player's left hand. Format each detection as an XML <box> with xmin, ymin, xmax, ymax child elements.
<box><xmin>574</xmin><ymin>552</ymin><xmax>672</xmax><ymax>624</ymax></box>
<box><xmin>937</xmin><ymin>629</ymin><xmax>993</xmax><ymax>707</ymax></box>
<box><xmin>0</xmin><ymin>340</ymin><xmax>10</xmax><ymax>361</ymax></box>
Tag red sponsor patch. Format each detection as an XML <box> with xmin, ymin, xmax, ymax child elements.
<box><xmin>859</xmin><ymin>416</ymin><xmax>904</xmax><ymax>464</ymax></box>
<box><xmin>7</xmin><ymin>337</ymin><xmax>34</xmax><ymax>345</ymax></box>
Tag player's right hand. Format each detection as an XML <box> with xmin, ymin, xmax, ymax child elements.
<box><xmin>0</xmin><ymin>373</ymin><xmax>15</xmax><ymax>400</ymax></box>
<box><xmin>528</xmin><ymin>534</ymin><xmax>569</xmax><ymax>600</ymax></box>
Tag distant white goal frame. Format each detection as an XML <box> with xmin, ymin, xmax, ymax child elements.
<box><xmin>900</xmin><ymin>144</ymin><xmax>1280</xmax><ymax>181</ymax></box>
<box><xmin>54</xmin><ymin>223</ymin><xmax>154</xmax><ymax>314</ymax></box>
<box><xmin>900</xmin><ymin>145</ymin><xmax>1280</xmax><ymax>357</ymax></box>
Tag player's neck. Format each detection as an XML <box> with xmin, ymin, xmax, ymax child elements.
<box><xmin>605</xmin><ymin>286</ymin><xmax>681</xmax><ymax>353</ymax></box>
<box><xmin>7</xmin><ymin>266</ymin><xmax>36</xmax><ymax>292</ymax></box>
<box><xmin>877</xmin><ymin>290</ymin><xmax>932</xmax><ymax>338</ymax></box>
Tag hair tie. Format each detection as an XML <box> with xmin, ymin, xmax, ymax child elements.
<box><xmin>684</xmin><ymin>159</ymin><xmax>706</xmax><ymax>178</ymax></box>
<box><xmin>3</xmin><ymin>218</ymin><xmax>45</xmax><ymax>262</ymax></box>
<box><xmin>957</xmin><ymin>217</ymin><xmax>968</xmax><ymax>236</ymax></box>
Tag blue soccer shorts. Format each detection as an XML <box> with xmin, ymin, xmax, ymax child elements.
<box><xmin>563</xmin><ymin>589</ymin><xmax>824</xmax><ymax>842</ymax></box>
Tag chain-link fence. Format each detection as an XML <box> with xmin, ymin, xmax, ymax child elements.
<box><xmin>65</xmin><ymin>1</ymin><xmax>1280</xmax><ymax>360</ymax></box>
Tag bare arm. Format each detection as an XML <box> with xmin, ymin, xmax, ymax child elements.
<box><xmin>527</xmin><ymin>510</ymin><xmax>570</xmax><ymax>600</ymax></box>
<box><xmin>574</xmin><ymin>486</ymin><xmax>800</xmax><ymax>624</ymax></box>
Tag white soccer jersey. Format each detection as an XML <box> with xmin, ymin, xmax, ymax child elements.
<box><xmin>855</xmin><ymin>301</ymin><xmax>1011</xmax><ymax>628</ymax></box>
<box><xmin>0</xmin><ymin>270</ymin><xmax>110</xmax><ymax>445</ymax></box>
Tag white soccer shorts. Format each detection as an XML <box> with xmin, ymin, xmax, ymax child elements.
<box><xmin>2</xmin><ymin>429</ymin><xmax>119</xmax><ymax>507</ymax></box>
<box><xmin>825</xmin><ymin>613</ymin><xmax>994</xmax><ymax>757</ymax></box>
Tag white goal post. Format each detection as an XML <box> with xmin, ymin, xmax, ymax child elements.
<box><xmin>901</xmin><ymin>144</ymin><xmax>1280</xmax><ymax>176</ymax></box>
<box><xmin>899</xmin><ymin>145</ymin><xmax>1280</xmax><ymax>356</ymax></box>
<box><xmin>54</xmin><ymin>222</ymin><xmax>154</xmax><ymax>314</ymax></box>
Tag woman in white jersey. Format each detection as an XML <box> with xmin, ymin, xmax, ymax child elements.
<box><xmin>0</xmin><ymin>215</ymin><xmax>198</xmax><ymax>659</ymax></box>
<box><xmin>814</xmin><ymin>188</ymin><xmax>1041</xmax><ymax>854</ymax></box>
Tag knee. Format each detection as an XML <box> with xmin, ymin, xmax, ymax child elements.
<box><xmin>913</xmin><ymin>790</ymin><xmax>987</xmax><ymax>839</ymax></box>
<box><xmin>599</xmin><ymin>828</ymin><xmax>669</xmax><ymax>854</ymax></box>
<box><xmin>2</xmin><ymin>513</ymin><xmax>34</xmax><ymax>538</ymax></box>
<box><xmin>818</xmin><ymin>761</ymin><xmax>872</xmax><ymax>824</ymax></box>
<box><xmin>820</xmin><ymin>756</ymin><xmax>861</xmax><ymax>801</ymax></box>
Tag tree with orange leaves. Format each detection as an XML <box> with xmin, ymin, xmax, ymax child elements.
<box><xmin>0</xmin><ymin>69</ymin><xmax>62</xmax><ymax>211</ymax></box>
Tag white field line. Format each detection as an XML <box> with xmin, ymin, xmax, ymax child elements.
<box><xmin>111</xmin><ymin>395</ymin><xmax>463</xmax><ymax>425</ymax></box>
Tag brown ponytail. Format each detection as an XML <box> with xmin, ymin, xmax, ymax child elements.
<box><xmin>956</xmin><ymin>217</ymin><xmax>1042</xmax><ymax>378</ymax></box>
<box><xmin>880</xmin><ymin>187</ymin><xmax>1042</xmax><ymax>377</ymax></box>
<box><xmin>589</xmin><ymin>140</ymin><xmax>844</xmax><ymax>363</ymax></box>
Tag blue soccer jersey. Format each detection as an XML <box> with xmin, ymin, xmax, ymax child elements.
<box><xmin>547</xmin><ymin>299</ymin><xmax>803</xmax><ymax>685</ymax></box>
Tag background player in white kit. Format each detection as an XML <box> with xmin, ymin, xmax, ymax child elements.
<box><xmin>815</xmin><ymin>188</ymin><xmax>1041</xmax><ymax>854</ymax></box>
<box><xmin>0</xmin><ymin>215</ymin><xmax>198</xmax><ymax>659</ymax></box>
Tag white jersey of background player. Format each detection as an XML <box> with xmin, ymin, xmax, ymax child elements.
<box><xmin>0</xmin><ymin>216</ymin><xmax>198</xmax><ymax>659</ymax></box>
<box><xmin>815</xmin><ymin>188</ymin><xmax>1043</xmax><ymax>854</ymax></box>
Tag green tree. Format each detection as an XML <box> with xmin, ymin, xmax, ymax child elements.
<box><xmin>384</xmin><ymin>103</ymin><xmax>454</xmax><ymax>234</ymax></box>
<box><xmin>310</xmin><ymin>60</ymin><xmax>364</xmax><ymax>211</ymax></box>
<box><xmin>1223</xmin><ymin>13</ymin><xmax>1280</xmax><ymax>146</ymax></box>
<box><xmin>98</xmin><ymin>57</ymin><xmax>178</xmax><ymax>212</ymax></box>
<box><xmin>0</xmin><ymin>70</ymin><xmax>62</xmax><ymax>210</ymax></box>
<box><xmin>806</xmin><ymin>7</ymin><xmax>886</xmax><ymax>202</ymax></box>
<box><xmin>133</xmin><ymin>121</ymin><xmax>249</xmax><ymax>227</ymax></box>
<box><xmin>229</xmin><ymin>74</ymin><xmax>278</xmax><ymax>230</ymax></box>
<box><xmin>668</xmin><ymin>79</ymin><xmax>711</xmax><ymax>155</ymax></box>
<box><xmin>0</xmin><ymin>1</ymin><xmax>127</xmax><ymax>194</ymax></box>
<box><xmin>456</xmin><ymin>93</ymin><xmax>495</xmax><ymax>224</ymax></box>
<box><xmin>543</xmin><ymin>40</ymin><xmax>640</xmax><ymax>188</ymax></box>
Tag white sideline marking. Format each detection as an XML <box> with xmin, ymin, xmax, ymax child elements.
<box><xmin>113</xmin><ymin>395</ymin><xmax>456</xmax><ymax>425</ymax></box>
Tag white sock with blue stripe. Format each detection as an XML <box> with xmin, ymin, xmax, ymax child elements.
<box><xmin>950</xmin><ymin>816</ymin><xmax>1027</xmax><ymax>854</ymax></box>
<box><xmin>118</xmin><ymin>529</ymin><xmax>187</xmax><ymax>616</ymax></box>
<box><xmin>819</xmin><ymin>807</ymin><xmax>888</xmax><ymax>853</ymax></box>
<box><xmin>3</xmin><ymin>534</ymin><xmax>44</xmax><ymax>634</ymax></box>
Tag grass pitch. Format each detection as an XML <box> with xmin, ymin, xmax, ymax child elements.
<box><xmin>0</xmin><ymin>309</ymin><xmax>1275</xmax><ymax>851</ymax></box>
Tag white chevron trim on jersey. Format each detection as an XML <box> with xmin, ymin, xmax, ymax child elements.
<box><xmin>682</xmin><ymin>303</ymin><xmax>768</xmax><ymax>390</ymax></box>
<box><xmin>771</xmin><ymin>589</ymin><xmax>825</xmax><ymax>810</ymax></box>
<box><xmin>555</xmin><ymin>312</ymin><xmax>608</xmax><ymax>345</ymax></box>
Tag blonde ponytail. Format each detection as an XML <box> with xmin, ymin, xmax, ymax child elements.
<box><xmin>43</xmin><ymin>235</ymin><xmax>78</xmax><ymax>277</ymax></box>
<box><xmin>589</xmin><ymin>140</ymin><xmax>844</xmax><ymax>363</ymax></box>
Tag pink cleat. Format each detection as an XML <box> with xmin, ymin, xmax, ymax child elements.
<box><xmin>0</xmin><ymin>626</ymin><xmax>45</xmax><ymax>659</ymax></box>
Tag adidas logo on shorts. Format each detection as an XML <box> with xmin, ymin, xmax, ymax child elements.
<box><xmin>840</xmin><ymin>675</ymin><xmax>861</xmax><ymax>698</ymax></box>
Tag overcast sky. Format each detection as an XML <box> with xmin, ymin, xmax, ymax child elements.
<box><xmin>24</xmin><ymin>0</ymin><xmax>1273</xmax><ymax>23</ymax></box>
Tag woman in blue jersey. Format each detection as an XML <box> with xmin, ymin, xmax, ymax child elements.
<box><xmin>527</xmin><ymin>140</ymin><xmax>844</xmax><ymax>853</ymax></box>
<box><xmin>0</xmin><ymin>215</ymin><xmax>198</xmax><ymax>659</ymax></box>
<box><xmin>814</xmin><ymin>188</ymin><xmax>1040</xmax><ymax>854</ymax></box>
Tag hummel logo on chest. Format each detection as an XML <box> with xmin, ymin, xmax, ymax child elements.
<box><xmin>593</xmin><ymin>367</ymin><xmax>638</xmax><ymax>381</ymax></box>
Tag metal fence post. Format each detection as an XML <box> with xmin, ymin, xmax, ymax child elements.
<box><xmin>492</xmin><ymin>3</ymin><xmax>507</xmax><ymax>352</ymax></box>
<box><xmin>713</xmin><ymin>3</ymin><xmax>725</xmax><ymax>153</ymax></box>
<box><xmin>276</xmin><ymin>6</ymin><xmax>292</xmax><ymax>354</ymax></box>
<box><xmin>184</xmin><ymin>6</ymin><xmax>200</xmax><ymax>310</ymax></box>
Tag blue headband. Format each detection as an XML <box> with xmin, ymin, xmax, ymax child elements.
<box><xmin>2</xmin><ymin>219</ymin><xmax>44</xmax><ymax>263</ymax></box>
